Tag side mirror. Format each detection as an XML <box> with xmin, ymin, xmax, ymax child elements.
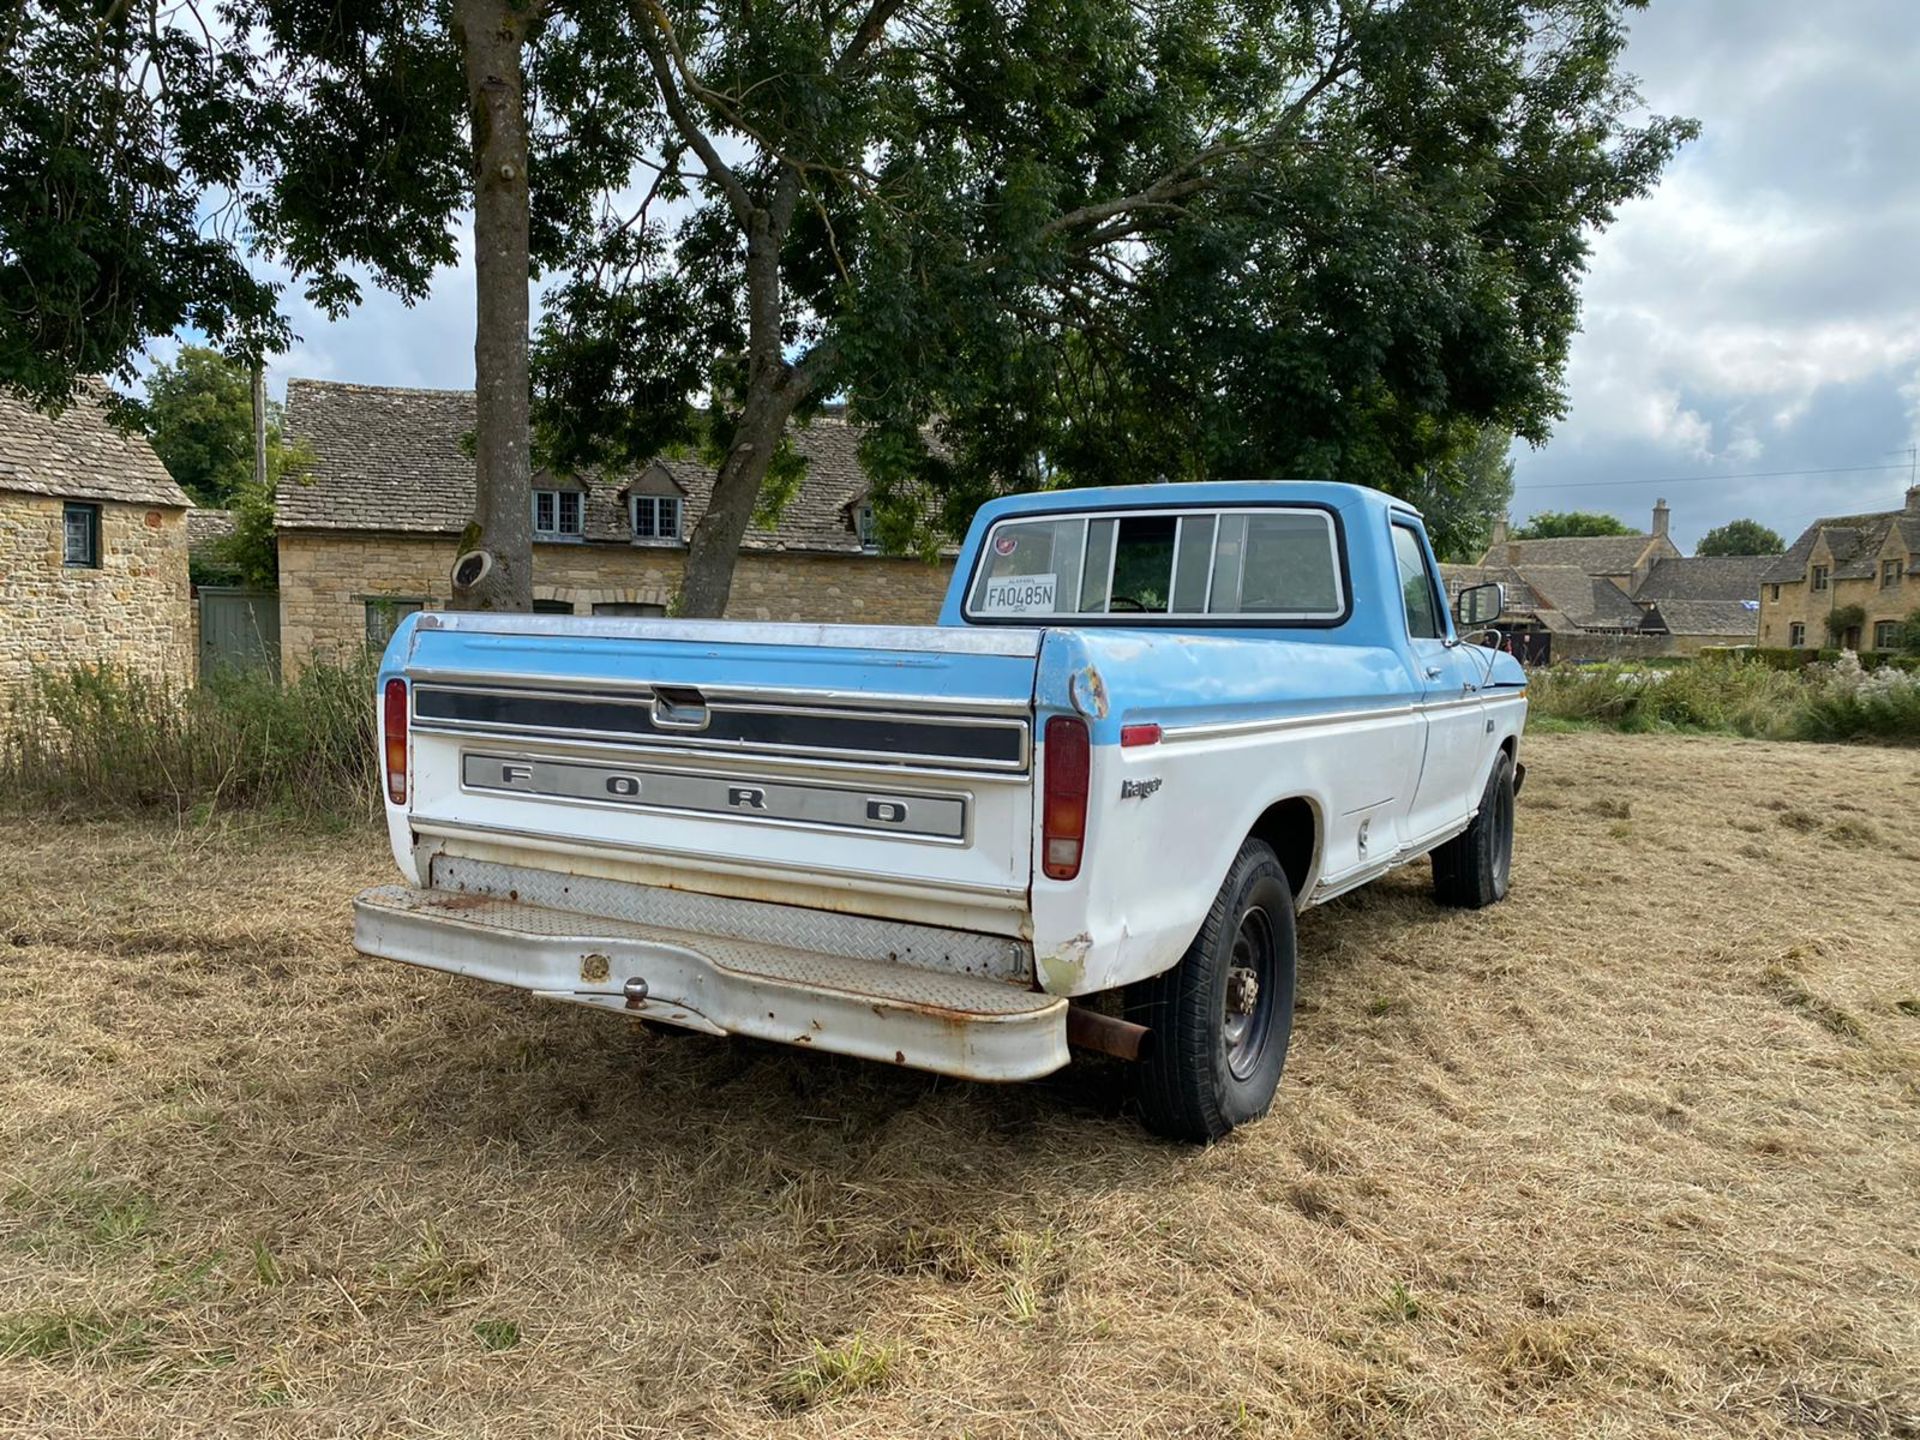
<box><xmin>1454</xmin><ymin>582</ymin><xmax>1505</xmax><ymax>629</ymax></box>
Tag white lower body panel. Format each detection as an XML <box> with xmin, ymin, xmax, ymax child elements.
<box><xmin>353</xmin><ymin>885</ymin><xmax>1069</xmax><ymax>1082</ymax></box>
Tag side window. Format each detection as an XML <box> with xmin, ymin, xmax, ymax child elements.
<box><xmin>1390</xmin><ymin>524</ymin><xmax>1443</xmax><ymax>641</ymax></box>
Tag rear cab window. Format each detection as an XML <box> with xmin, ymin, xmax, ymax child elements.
<box><xmin>964</xmin><ymin>507</ymin><xmax>1346</xmax><ymax>624</ymax></box>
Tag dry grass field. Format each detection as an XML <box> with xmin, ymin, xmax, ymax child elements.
<box><xmin>2</xmin><ymin>730</ymin><xmax>1917</xmax><ymax>1439</ymax></box>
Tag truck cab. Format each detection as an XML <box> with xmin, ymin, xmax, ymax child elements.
<box><xmin>356</xmin><ymin>482</ymin><xmax>1527</xmax><ymax>1140</ymax></box>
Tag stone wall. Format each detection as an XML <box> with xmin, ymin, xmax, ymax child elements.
<box><xmin>278</xmin><ymin>531</ymin><xmax>958</xmax><ymax>675</ymax></box>
<box><xmin>1759</xmin><ymin>570</ymin><xmax>1914</xmax><ymax>651</ymax></box>
<box><xmin>0</xmin><ymin>491</ymin><xmax>193</xmax><ymax>698</ymax></box>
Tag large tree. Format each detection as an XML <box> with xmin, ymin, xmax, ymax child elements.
<box><xmin>143</xmin><ymin>346</ymin><xmax>280</xmax><ymax>507</ymax></box>
<box><xmin>1695</xmin><ymin>517</ymin><xmax>1784</xmax><ymax>556</ymax></box>
<box><xmin>1514</xmin><ymin>509</ymin><xmax>1636</xmax><ymax>540</ymax></box>
<box><xmin>1</xmin><ymin>0</ymin><xmax>554</xmax><ymax>611</ymax></box>
<box><xmin>537</xmin><ymin>0</ymin><xmax>1694</xmax><ymax>612</ymax></box>
<box><xmin>4</xmin><ymin>1</ymin><xmax>1692</xmax><ymax>619</ymax></box>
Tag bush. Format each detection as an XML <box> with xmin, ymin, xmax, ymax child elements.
<box><xmin>1527</xmin><ymin>652</ymin><xmax>1920</xmax><ymax>744</ymax></box>
<box><xmin>0</xmin><ymin>656</ymin><xmax>381</xmax><ymax>821</ymax></box>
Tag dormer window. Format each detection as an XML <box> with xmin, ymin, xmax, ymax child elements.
<box><xmin>855</xmin><ymin>503</ymin><xmax>878</xmax><ymax>553</ymax></box>
<box><xmin>632</xmin><ymin>494</ymin><xmax>682</xmax><ymax>543</ymax></box>
<box><xmin>1884</xmin><ymin>558</ymin><xmax>1902</xmax><ymax>589</ymax></box>
<box><xmin>1811</xmin><ymin>564</ymin><xmax>1829</xmax><ymax>591</ymax></box>
<box><xmin>533</xmin><ymin>489</ymin><xmax>583</xmax><ymax>538</ymax></box>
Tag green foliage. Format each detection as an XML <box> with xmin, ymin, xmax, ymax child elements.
<box><xmin>1513</xmin><ymin>510</ymin><xmax>1636</xmax><ymax>540</ymax></box>
<box><xmin>1824</xmin><ymin>604</ymin><xmax>1866</xmax><ymax>643</ymax></box>
<box><xmin>143</xmin><ymin>347</ymin><xmax>278</xmax><ymax>507</ymax></box>
<box><xmin>0</xmin><ymin>13</ymin><xmax>285</xmax><ymax>406</ymax></box>
<box><xmin>1410</xmin><ymin>428</ymin><xmax>1516</xmax><ymax>562</ymax></box>
<box><xmin>1695</xmin><ymin>518</ymin><xmax>1784</xmax><ymax>557</ymax></box>
<box><xmin>1899</xmin><ymin>608</ymin><xmax>1920</xmax><ymax>656</ymax></box>
<box><xmin>1527</xmin><ymin>656</ymin><xmax>1920</xmax><ymax>743</ymax></box>
<box><xmin>772</xmin><ymin>1333</ymin><xmax>896</xmax><ymax>1411</ymax></box>
<box><xmin>0</xmin><ymin>656</ymin><xmax>381</xmax><ymax>820</ymax></box>
<box><xmin>533</xmin><ymin>0</ymin><xmax>1695</xmax><ymax>583</ymax></box>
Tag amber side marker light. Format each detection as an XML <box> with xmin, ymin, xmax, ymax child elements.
<box><xmin>383</xmin><ymin>678</ymin><xmax>409</xmax><ymax>805</ymax></box>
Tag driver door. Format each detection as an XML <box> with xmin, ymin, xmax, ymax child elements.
<box><xmin>1391</xmin><ymin>520</ymin><xmax>1487</xmax><ymax>846</ymax></box>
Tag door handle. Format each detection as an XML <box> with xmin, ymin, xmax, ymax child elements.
<box><xmin>1424</xmin><ymin>665</ymin><xmax>1444</xmax><ymax>679</ymax></box>
<box><xmin>649</xmin><ymin>686</ymin><xmax>710</xmax><ymax>731</ymax></box>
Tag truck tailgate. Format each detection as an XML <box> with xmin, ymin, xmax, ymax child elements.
<box><xmin>385</xmin><ymin>616</ymin><xmax>1043</xmax><ymax>937</ymax></box>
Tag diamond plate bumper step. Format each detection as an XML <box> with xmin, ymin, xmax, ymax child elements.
<box><xmin>353</xmin><ymin>885</ymin><xmax>1070</xmax><ymax>1082</ymax></box>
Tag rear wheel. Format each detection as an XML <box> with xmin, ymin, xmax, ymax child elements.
<box><xmin>1431</xmin><ymin>750</ymin><xmax>1515</xmax><ymax>909</ymax></box>
<box><xmin>1126</xmin><ymin>839</ymin><xmax>1297</xmax><ymax>1142</ymax></box>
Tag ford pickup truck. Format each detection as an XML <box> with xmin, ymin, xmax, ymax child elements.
<box><xmin>356</xmin><ymin>482</ymin><xmax>1526</xmax><ymax>1140</ymax></box>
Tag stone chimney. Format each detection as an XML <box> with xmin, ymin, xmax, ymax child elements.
<box><xmin>1906</xmin><ymin>484</ymin><xmax>1920</xmax><ymax>514</ymax></box>
<box><xmin>1488</xmin><ymin>515</ymin><xmax>1510</xmax><ymax>562</ymax></box>
<box><xmin>1651</xmin><ymin>498</ymin><xmax>1671</xmax><ymax>538</ymax></box>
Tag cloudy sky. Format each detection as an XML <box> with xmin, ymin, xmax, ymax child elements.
<box><xmin>257</xmin><ymin>0</ymin><xmax>1920</xmax><ymax>553</ymax></box>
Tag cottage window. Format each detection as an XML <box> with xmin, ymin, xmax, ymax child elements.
<box><xmin>1768</xmin><ymin>584</ymin><xmax>1781</xmax><ymax>603</ymax></box>
<box><xmin>1883</xmin><ymin>558</ymin><xmax>1903</xmax><ymax>589</ymax></box>
<box><xmin>592</xmin><ymin>602</ymin><xmax>667</xmax><ymax>617</ymax></box>
<box><xmin>855</xmin><ymin>504</ymin><xmax>878</xmax><ymax>553</ymax></box>
<box><xmin>62</xmin><ymin>502</ymin><xmax>101</xmax><ymax>568</ymax></box>
<box><xmin>631</xmin><ymin>495</ymin><xmax>682</xmax><ymax>543</ymax></box>
<box><xmin>365</xmin><ymin>598</ymin><xmax>425</xmax><ymax>648</ymax></box>
<box><xmin>532</xmin><ymin>599</ymin><xmax>574</xmax><ymax>614</ymax></box>
<box><xmin>1788</xmin><ymin>621</ymin><xmax>1806</xmax><ymax>647</ymax></box>
<box><xmin>1873</xmin><ymin>620</ymin><xmax>1901</xmax><ymax>650</ymax></box>
<box><xmin>1811</xmin><ymin>564</ymin><xmax>1829</xmax><ymax>591</ymax></box>
<box><xmin>533</xmin><ymin>489</ymin><xmax>584</xmax><ymax>538</ymax></box>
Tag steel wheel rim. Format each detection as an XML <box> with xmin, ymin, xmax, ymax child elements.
<box><xmin>1494</xmin><ymin>774</ymin><xmax>1514</xmax><ymax>890</ymax></box>
<box><xmin>1223</xmin><ymin>904</ymin><xmax>1277</xmax><ymax>1081</ymax></box>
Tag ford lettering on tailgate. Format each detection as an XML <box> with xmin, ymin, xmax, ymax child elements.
<box><xmin>461</xmin><ymin>752</ymin><xmax>967</xmax><ymax>841</ymax></box>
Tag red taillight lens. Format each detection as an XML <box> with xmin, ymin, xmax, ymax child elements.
<box><xmin>1120</xmin><ymin>723</ymin><xmax>1161</xmax><ymax>748</ymax></box>
<box><xmin>383</xmin><ymin>678</ymin><xmax>408</xmax><ymax>805</ymax></box>
<box><xmin>1042</xmin><ymin>715</ymin><xmax>1090</xmax><ymax>881</ymax></box>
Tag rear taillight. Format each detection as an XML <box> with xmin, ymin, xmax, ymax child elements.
<box><xmin>1042</xmin><ymin>715</ymin><xmax>1090</xmax><ymax>881</ymax></box>
<box><xmin>383</xmin><ymin>678</ymin><xmax>408</xmax><ymax>805</ymax></box>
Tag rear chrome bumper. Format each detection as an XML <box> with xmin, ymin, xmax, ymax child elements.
<box><xmin>353</xmin><ymin>885</ymin><xmax>1069</xmax><ymax>1082</ymax></box>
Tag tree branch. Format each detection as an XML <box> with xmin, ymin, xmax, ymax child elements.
<box><xmin>626</xmin><ymin>0</ymin><xmax>755</xmax><ymax>222</ymax></box>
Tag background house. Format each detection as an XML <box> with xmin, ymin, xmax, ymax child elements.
<box><xmin>1442</xmin><ymin>500</ymin><xmax>1766</xmax><ymax>658</ymax></box>
<box><xmin>0</xmin><ymin>384</ymin><xmax>193</xmax><ymax>695</ymax></box>
<box><xmin>277</xmin><ymin>380</ymin><xmax>953</xmax><ymax>675</ymax></box>
<box><xmin>1758</xmin><ymin>488</ymin><xmax>1920</xmax><ymax>650</ymax></box>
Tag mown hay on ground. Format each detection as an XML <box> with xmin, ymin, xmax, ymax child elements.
<box><xmin>1</xmin><ymin>731</ymin><xmax>1917</xmax><ymax>1438</ymax></box>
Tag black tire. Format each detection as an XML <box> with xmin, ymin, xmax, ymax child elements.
<box><xmin>1126</xmin><ymin>839</ymin><xmax>1297</xmax><ymax>1143</ymax></box>
<box><xmin>1432</xmin><ymin>750</ymin><xmax>1515</xmax><ymax>909</ymax></box>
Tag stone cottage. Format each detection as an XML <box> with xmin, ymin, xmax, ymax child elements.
<box><xmin>276</xmin><ymin>380</ymin><xmax>955</xmax><ymax>676</ymax></box>
<box><xmin>1757</xmin><ymin>489</ymin><xmax>1920</xmax><ymax>651</ymax></box>
<box><xmin>0</xmin><ymin>383</ymin><xmax>194</xmax><ymax>696</ymax></box>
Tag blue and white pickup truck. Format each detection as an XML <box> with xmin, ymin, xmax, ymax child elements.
<box><xmin>357</xmin><ymin>482</ymin><xmax>1526</xmax><ymax>1139</ymax></box>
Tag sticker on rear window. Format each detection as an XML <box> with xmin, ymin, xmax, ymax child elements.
<box><xmin>979</xmin><ymin>573</ymin><xmax>1058</xmax><ymax>616</ymax></box>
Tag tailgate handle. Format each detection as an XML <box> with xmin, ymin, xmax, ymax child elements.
<box><xmin>649</xmin><ymin>686</ymin><xmax>710</xmax><ymax>732</ymax></box>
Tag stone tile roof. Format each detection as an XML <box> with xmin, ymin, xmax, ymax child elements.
<box><xmin>279</xmin><ymin>379</ymin><xmax>881</xmax><ymax>554</ymax></box>
<box><xmin>1519</xmin><ymin>565</ymin><xmax>1648</xmax><ymax>630</ymax></box>
<box><xmin>0</xmin><ymin>381</ymin><xmax>191</xmax><ymax>508</ymax></box>
<box><xmin>1764</xmin><ymin>497</ymin><xmax>1920</xmax><ymax>584</ymax></box>
<box><xmin>1634</xmin><ymin>554</ymin><xmax>1773</xmax><ymax>603</ymax></box>
<box><xmin>1641</xmin><ymin>598</ymin><xmax>1761</xmax><ymax>638</ymax></box>
<box><xmin>186</xmin><ymin>507</ymin><xmax>236</xmax><ymax>562</ymax></box>
<box><xmin>1492</xmin><ymin>533</ymin><xmax>1665</xmax><ymax>576</ymax></box>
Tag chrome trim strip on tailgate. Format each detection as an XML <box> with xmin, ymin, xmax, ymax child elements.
<box><xmin>411</xmin><ymin>684</ymin><xmax>1030</xmax><ymax>771</ymax></box>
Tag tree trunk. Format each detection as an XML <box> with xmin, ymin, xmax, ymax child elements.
<box><xmin>678</xmin><ymin>407</ymin><xmax>789</xmax><ymax>617</ymax></box>
<box><xmin>676</xmin><ymin>207</ymin><xmax>808</xmax><ymax>618</ymax></box>
<box><xmin>451</xmin><ymin>0</ymin><xmax>534</xmax><ymax>612</ymax></box>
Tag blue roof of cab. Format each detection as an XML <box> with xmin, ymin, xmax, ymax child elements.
<box><xmin>966</xmin><ymin>479</ymin><xmax>1418</xmax><ymax>529</ymax></box>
